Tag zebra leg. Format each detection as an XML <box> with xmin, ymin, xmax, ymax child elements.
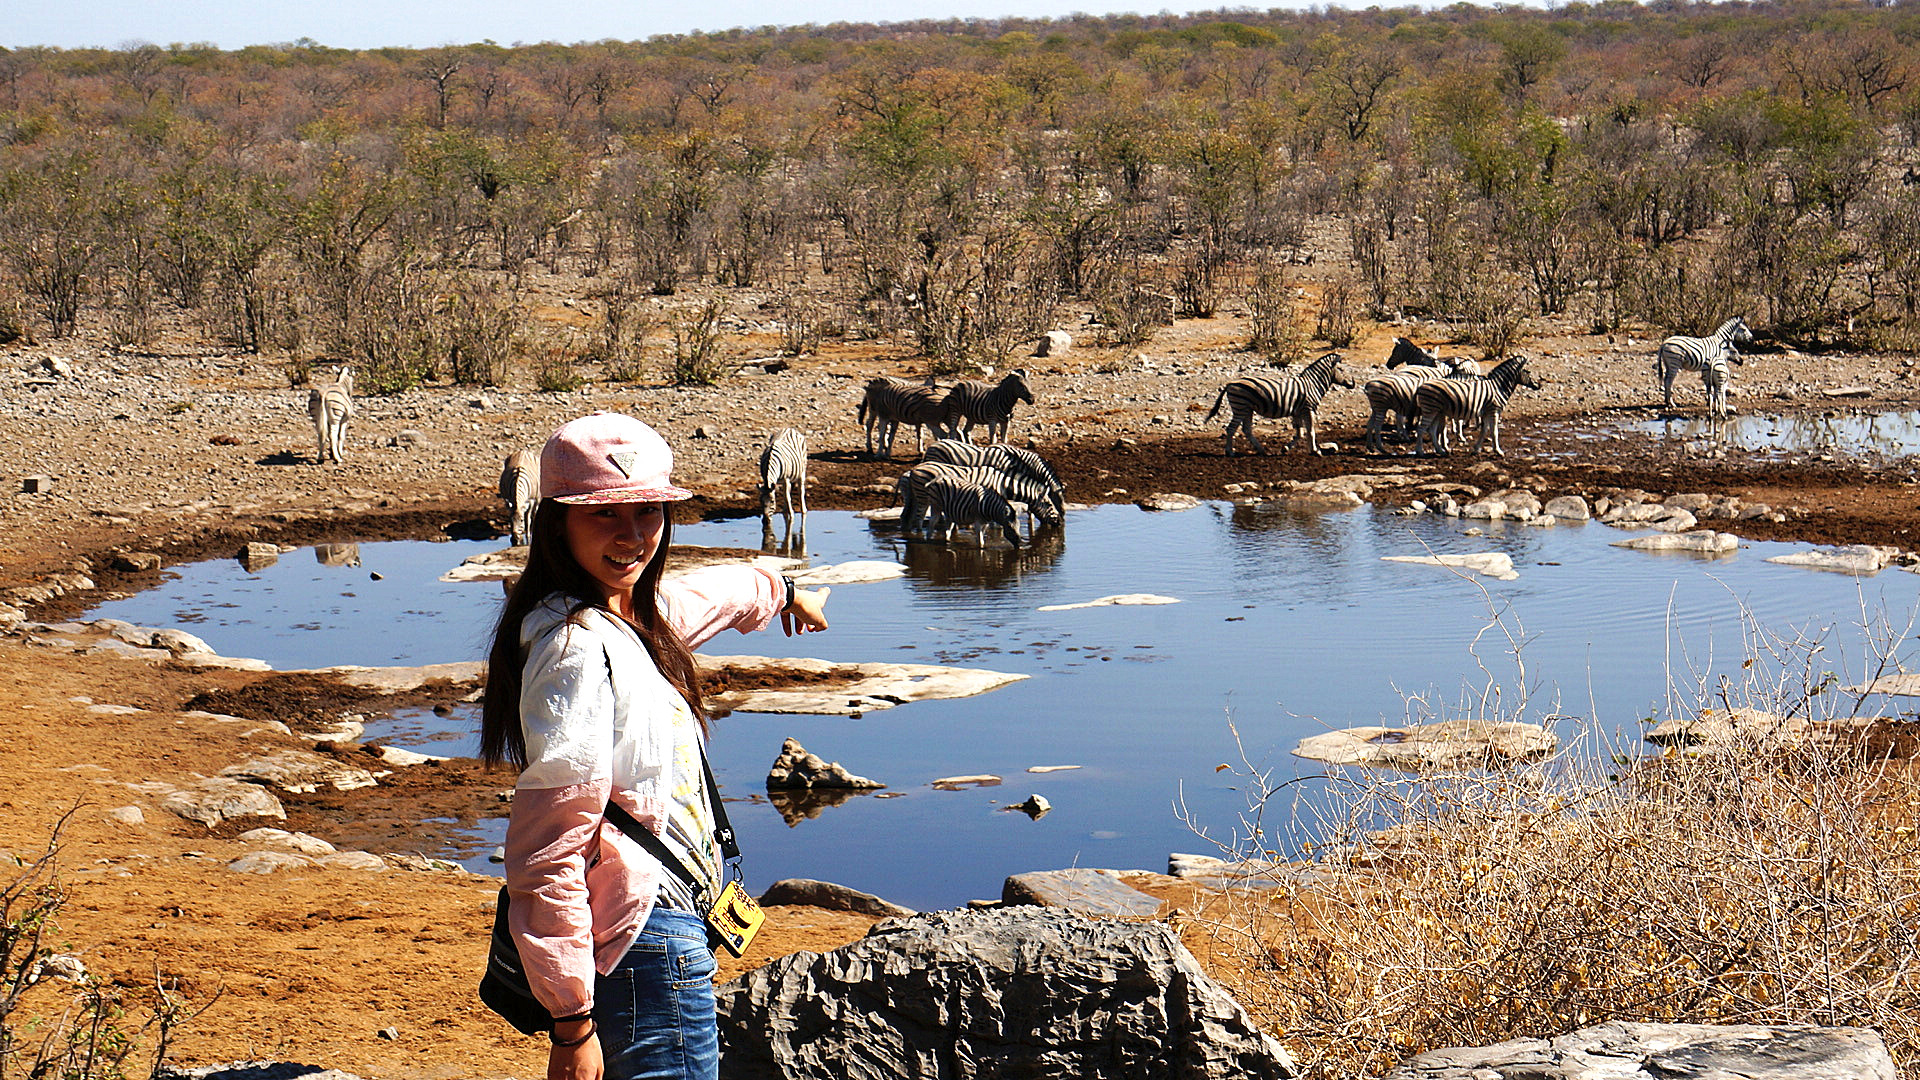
<box><xmin>1243</xmin><ymin>416</ymin><xmax>1266</xmax><ymax>456</ymax></box>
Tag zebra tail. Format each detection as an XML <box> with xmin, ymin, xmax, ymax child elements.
<box><xmin>1205</xmin><ymin>387</ymin><xmax>1227</xmax><ymax>422</ymax></box>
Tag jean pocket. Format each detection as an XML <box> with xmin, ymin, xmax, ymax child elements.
<box><xmin>669</xmin><ymin>937</ymin><xmax>717</xmax><ymax>988</ymax></box>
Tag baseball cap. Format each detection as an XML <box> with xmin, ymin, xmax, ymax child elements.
<box><xmin>539</xmin><ymin>413</ymin><xmax>693</xmax><ymax>504</ymax></box>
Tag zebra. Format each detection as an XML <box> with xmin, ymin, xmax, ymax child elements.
<box><xmin>943</xmin><ymin>370</ymin><xmax>1035</xmax><ymax>444</ymax></box>
<box><xmin>918</xmin><ymin>477</ymin><xmax>1022</xmax><ymax>548</ymax></box>
<box><xmin>1414</xmin><ymin>355</ymin><xmax>1541</xmax><ymax>457</ymax></box>
<box><xmin>921</xmin><ymin>440</ymin><xmax>1065</xmax><ymax>520</ymax></box>
<box><xmin>1364</xmin><ymin>368</ymin><xmax>1452</xmax><ymax>455</ymax></box>
<box><xmin>1657</xmin><ymin>317</ymin><xmax>1752</xmax><ymax>417</ymax></box>
<box><xmin>499</xmin><ymin>449</ymin><xmax>540</xmax><ymax>546</ymax></box>
<box><xmin>1384</xmin><ymin>336</ymin><xmax>1442</xmax><ymax>369</ymax></box>
<box><xmin>899</xmin><ymin>461</ymin><xmax>1062</xmax><ymax>535</ymax></box>
<box><xmin>858</xmin><ymin>377</ymin><xmax>953</xmax><ymax>459</ymax></box>
<box><xmin>307</xmin><ymin>365</ymin><xmax>354</xmax><ymax>464</ymax></box>
<box><xmin>758</xmin><ymin>428</ymin><xmax>808</xmax><ymax>522</ymax></box>
<box><xmin>1204</xmin><ymin>352</ymin><xmax>1356</xmax><ymax>456</ymax></box>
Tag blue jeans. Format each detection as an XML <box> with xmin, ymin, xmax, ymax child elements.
<box><xmin>595</xmin><ymin>906</ymin><xmax>718</xmax><ymax>1080</ymax></box>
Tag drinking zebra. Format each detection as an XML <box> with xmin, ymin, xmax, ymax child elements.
<box><xmin>307</xmin><ymin>365</ymin><xmax>354</xmax><ymax>464</ymax></box>
<box><xmin>858</xmin><ymin>377</ymin><xmax>953</xmax><ymax>459</ymax></box>
<box><xmin>1414</xmin><ymin>355</ymin><xmax>1540</xmax><ymax>457</ymax></box>
<box><xmin>498</xmin><ymin>449</ymin><xmax>540</xmax><ymax>546</ymax></box>
<box><xmin>898</xmin><ymin>461</ymin><xmax>1062</xmax><ymax>534</ymax></box>
<box><xmin>944</xmin><ymin>370</ymin><xmax>1035</xmax><ymax>444</ymax></box>
<box><xmin>758</xmin><ymin>428</ymin><xmax>809</xmax><ymax>522</ymax></box>
<box><xmin>921</xmin><ymin>440</ymin><xmax>1065</xmax><ymax>519</ymax></box>
<box><xmin>1656</xmin><ymin>317</ymin><xmax>1752</xmax><ymax>417</ymax></box>
<box><xmin>918</xmin><ymin>477</ymin><xmax>1022</xmax><ymax>548</ymax></box>
<box><xmin>1204</xmin><ymin>352</ymin><xmax>1356</xmax><ymax>456</ymax></box>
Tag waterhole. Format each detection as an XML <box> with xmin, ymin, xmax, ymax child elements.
<box><xmin>86</xmin><ymin>505</ymin><xmax>1920</xmax><ymax>910</ymax></box>
<box><xmin>1622</xmin><ymin>409</ymin><xmax>1920</xmax><ymax>458</ymax></box>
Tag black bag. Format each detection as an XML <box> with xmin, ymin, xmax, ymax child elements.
<box><xmin>479</xmin><ymin>885</ymin><xmax>554</xmax><ymax>1036</ymax></box>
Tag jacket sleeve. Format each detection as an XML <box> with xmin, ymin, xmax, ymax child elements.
<box><xmin>660</xmin><ymin>564</ymin><xmax>785</xmax><ymax>649</ymax></box>
<box><xmin>504</xmin><ymin>618</ymin><xmax>613</xmax><ymax>1021</ymax></box>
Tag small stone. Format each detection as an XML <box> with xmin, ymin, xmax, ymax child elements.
<box><xmin>376</xmin><ymin>1026</ymin><xmax>400</xmax><ymax>1041</ymax></box>
<box><xmin>1010</xmin><ymin>794</ymin><xmax>1051</xmax><ymax>819</ymax></box>
<box><xmin>111</xmin><ymin>552</ymin><xmax>162</xmax><ymax>573</ymax></box>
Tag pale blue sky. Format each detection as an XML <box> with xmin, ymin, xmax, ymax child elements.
<box><xmin>5</xmin><ymin>0</ymin><xmax>1203</xmax><ymax>51</ymax></box>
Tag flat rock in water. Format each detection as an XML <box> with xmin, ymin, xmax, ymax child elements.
<box><xmin>1037</xmin><ymin>593</ymin><xmax>1180</xmax><ymax>611</ymax></box>
<box><xmin>1764</xmin><ymin>544</ymin><xmax>1892</xmax><ymax>574</ymax></box>
<box><xmin>1002</xmin><ymin>868</ymin><xmax>1165</xmax><ymax>917</ymax></box>
<box><xmin>757</xmin><ymin>878</ymin><xmax>916</xmax><ymax>918</ymax></box>
<box><xmin>1611</xmin><ymin>530</ymin><xmax>1739</xmax><ymax>553</ymax></box>
<box><xmin>699</xmin><ymin>654</ymin><xmax>1026</xmax><ymax>716</ymax></box>
<box><xmin>293</xmin><ymin>661</ymin><xmax>483</xmax><ymax>692</ymax></box>
<box><xmin>1135</xmin><ymin>493</ymin><xmax>1200</xmax><ymax>511</ymax></box>
<box><xmin>788</xmin><ymin>560</ymin><xmax>906</xmax><ymax>585</ymax></box>
<box><xmin>1385</xmin><ymin>1021</ymin><xmax>1893</xmax><ymax>1080</ymax></box>
<box><xmin>1846</xmin><ymin>673</ymin><xmax>1920</xmax><ymax>696</ymax></box>
<box><xmin>716</xmin><ymin>906</ymin><xmax>1298</xmax><ymax>1079</ymax></box>
<box><xmin>1822</xmin><ymin>385</ymin><xmax>1874</xmax><ymax>398</ymax></box>
<box><xmin>1294</xmin><ymin>719</ymin><xmax>1556</xmax><ymax>770</ymax></box>
<box><xmin>1380</xmin><ymin>552</ymin><xmax>1517</xmax><ymax>580</ymax></box>
<box><xmin>1646</xmin><ymin>707</ymin><xmax>1808</xmax><ymax>747</ymax></box>
<box><xmin>855</xmin><ymin>506</ymin><xmax>902</xmax><ymax>520</ymax></box>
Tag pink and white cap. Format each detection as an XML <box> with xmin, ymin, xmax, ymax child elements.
<box><xmin>539</xmin><ymin>412</ymin><xmax>693</xmax><ymax>505</ymax></box>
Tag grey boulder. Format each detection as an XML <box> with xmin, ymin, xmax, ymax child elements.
<box><xmin>1386</xmin><ymin>1021</ymin><xmax>1893</xmax><ymax>1079</ymax></box>
<box><xmin>716</xmin><ymin>906</ymin><xmax>1297</xmax><ymax>1079</ymax></box>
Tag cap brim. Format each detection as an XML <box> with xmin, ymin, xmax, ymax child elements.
<box><xmin>552</xmin><ymin>485</ymin><xmax>694</xmax><ymax>505</ymax></box>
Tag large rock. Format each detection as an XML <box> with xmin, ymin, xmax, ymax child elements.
<box><xmin>157</xmin><ymin>777</ymin><xmax>287</xmax><ymax>826</ymax></box>
<box><xmin>716</xmin><ymin>906</ymin><xmax>1298</xmax><ymax>1079</ymax></box>
<box><xmin>766</xmin><ymin>737</ymin><xmax>884</xmax><ymax>790</ymax></box>
<box><xmin>1765</xmin><ymin>544</ymin><xmax>1893</xmax><ymax>575</ymax></box>
<box><xmin>757</xmin><ymin>878</ymin><xmax>915</xmax><ymax>918</ymax></box>
<box><xmin>221</xmin><ymin>749</ymin><xmax>383</xmax><ymax>793</ymax></box>
<box><xmin>1611</xmin><ymin>531</ymin><xmax>1738</xmax><ymax>553</ymax></box>
<box><xmin>1543</xmin><ymin>494</ymin><xmax>1591</xmax><ymax>521</ymax></box>
<box><xmin>1645</xmin><ymin>707</ymin><xmax>1809</xmax><ymax>748</ymax></box>
<box><xmin>1294</xmin><ymin>719</ymin><xmax>1555</xmax><ymax>770</ymax></box>
<box><xmin>1385</xmin><ymin>1021</ymin><xmax>1894</xmax><ymax>1079</ymax></box>
<box><xmin>1001</xmin><ymin>868</ymin><xmax>1164</xmax><ymax>917</ymax></box>
<box><xmin>1380</xmin><ymin>553</ymin><xmax>1518</xmax><ymax>581</ymax></box>
<box><xmin>700</xmin><ymin>655</ymin><xmax>1027</xmax><ymax>716</ymax></box>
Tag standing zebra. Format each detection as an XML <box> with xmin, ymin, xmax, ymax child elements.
<box><xmin>758</xmin><ymin>428</ymin><xmax>809</xmax><ymax>523</ymax></box>
<box><xmin>858</xmin><ymin>377</ymin><xmax>953</xmax><ymax>459</ymax></box>
<box><xmin>943</xmin><ymin>370</ymin><xmax>1035</xmax><ymax>444</ymax></box>
<box><xmin>1205</xmin><ymin>353</ymin><xmax>1356</xmax><ymax>456</ymax></box>
<box><xmin>921</xmin><ymin>440</ymin><xmax>1066</xmax><ymax>520</ymax></box>
<box><xmin>498</xmin><ymin>448</ymin><xmax>540</xmax><ymax>546</ymax></box>
<box><xmin>307</xmin><ymin>365</ymin><xmax>354</xmax><ymax>464</ymax></box>
<box><xmin>1414</xmin><ymin>355</ymin><xmax>1540</xmax><ymax>457</ymax></box>
<box><xmin>1364</xmin><ymin>367</ymin><xmax>1453</xmax><ymax>455</ymax></box>
<box><xmin>898</xmin><ymin>461</ymin><xmax>1062</xmax><ymax>534</ymax></box>
<box><xmin>1657</xmin><ymin>317</ymin><xmax>1752</xmax><ymax>417</ymax></box>
<box><xmin>918</xmin><ymin>477</ymin><xmax>1022</xmax><ymax>548</ymax></box>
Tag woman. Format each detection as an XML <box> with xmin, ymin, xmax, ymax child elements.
<box><xmin>480</xmin><ymin>412</ymin><xmax>829</xmax><ymax>1080</ymax></box>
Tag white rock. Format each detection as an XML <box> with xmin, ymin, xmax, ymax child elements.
<box><xmin>1765</xmin><ymin>544</ymin><xmax>1892</xmax><ymax>575</ymax></box>
<box><xmin>228</xmin><ymin>851</ymin><xmax>318</xmax><ymax>875</ymax></box>
<box><xmin>1379</xmin><ymin>553</ymin><xmax>1517</xmax><ymax>581</ymax></box>
<box><xmin>1037</xmin><ymin>594</ymin><xmax>1181</xmax><ymax>611</ymax></box>
<box><xmin>1612</xmin><ymin>531</ymin><xmax>1739</xmax><ymax>553</ymax></box>
<box><xmin>237</xmin><ymin>827</ymin><xmax>338</xmax><ymax>856</ymax></box>
<box><xmin>105</xmin><ymin>805</ymin><xmax>144</xmax><ymax>826</ymax></box>
<box><xmin>856</xmin><ymin>506</ymin><xmax>904</xmax><ymax>520</ymax></box>
<box><xmin>1543</xmin><ymin>495</ymin><xmax>1590</xmax><ymax>521</ymax></box>
<box><xmin>318</xmin><ymin>851</ymin><xmax>389</xmax><ymax>872</ymax></box>
<box><xmin>789</xmin><ymin>561</ymin><xmax>907</xmax><ymax>585</ymax></box>
<box><xmin>373</xmin><ymin>745</ymin><xmax>447</xmax><ymax>767</ymax></box>
<box><xmin>1293</xmin><ymin>719</ymin><xmax>1556</xmax><ymax>770</ymax></box>
<box><xmin>1136</xmin><ymin>493</ymin><xmax>1201</xmax><ymax>512</ymax></box>
<box><xmin>1461</xmin><ymin>499</ymin><xmax>1506</xmax><ymax>520</ymax></box>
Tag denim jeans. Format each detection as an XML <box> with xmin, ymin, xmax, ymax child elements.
<box><xmin>595</xmin><ymin>905</ymin><xmax>719</xmax><ymax>1080</ymax></box>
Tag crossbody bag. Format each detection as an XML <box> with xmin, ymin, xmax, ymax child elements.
<box><xmin>478</xmin><ymin>744</ymin><xmax>765</xmax><ymax>1036</ymax></box>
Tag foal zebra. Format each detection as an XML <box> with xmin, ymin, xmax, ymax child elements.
<box><xmin>1414</xmin><ymin>356</ymin><xmax>1540</xmax><ymax>457</ymax></box>
<box><xmin>918</xmin><ymin>477</ymin><xmax>1022</xmax><ymax>548</ymax></box>
<box><xmin>859</xmin><ymin>377</ymin><xmax>953</xmax><ymax>459</ymax></box>
<box><xmin>498</xmin><ymin>449</ymin><xmax>540</xmax><ymax>545</ymax></box>
<box><xmin>758</xmin><ymin>428</ymin><xmax>808</xmax><ymax>522</ymax></box>
<box><xmin>307</xmin><ymin>365</ymin><xmax>354</xmax><ymax>464</ymax></box>
<box><xmin>1657</xmin><ymin>317</ymin><xmax>1752</xmax><ymax>417</ymax></box>
<box><xmin>921</xmin><ymin>440</ymin><xmax>1065</xmax><ymax>519</ymax></box>
<box><xmin>944</xmin><ymin>370</ymin><xmax>1035</xmax><ymax>444</ymax></box>
<box><xmin>1205</xmin><ymin>353</ymin><xmax>1356</xmax><ymax>456</ymax></box>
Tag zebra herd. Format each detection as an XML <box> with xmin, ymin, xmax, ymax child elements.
<box><xmin>858</xmin><ymin>370</ymin><xmax>1035</xmax><ymax>459</ymax></box>
<box><xmin>895</xmin><ymin>439</ymin><xmax>1066</xmax><ymax>548</ymax></box>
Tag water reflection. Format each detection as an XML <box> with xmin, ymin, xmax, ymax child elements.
<box><xmin>895</xmin><ymin>527</ymin><xmax>1067</xmax><ymax>588</ymax></box>
<box><xmin>766</xmin><ymin>787</ymin><xmax>864</xmax><ymax>826</ymax></box>
<box><xmin>760</xmin><ymin>515</ymin><xmax>807</xmax><ymax>558</ymax></box>
<box><xmin>1631</xmin><ymin>410</ymin><xmax>1920</xmax><ymax>458</ymax></box>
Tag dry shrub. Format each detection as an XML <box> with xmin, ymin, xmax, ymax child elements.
<box><xmin>1314</xmin><ymin>273</ymin><xmax>1361</xmax><ymax>349</ymax></box>
<box><xmin>1188</xmin><ymin>603</ymin><xmax>1920</xmax><ymax>1079</ymax></box>
<box><xmin>668</xmin><ymin>298</ymin><xmax>728</xmax><ymax>386</ymax></box>
<box><xmin>1244</xmin><ymin>261</ymin><xmax>1308</xmax><ymax>366</ymax></box>
<box><xmin>587</xmin><ymin>276</ymin><xmax>657</xmax><ymax>383</ymax></box>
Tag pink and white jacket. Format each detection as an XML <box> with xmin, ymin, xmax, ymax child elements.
<box><xmin>503</xmin><ymin>563</ymin><xmax>787</xmax><ymax>1021</ymax></box>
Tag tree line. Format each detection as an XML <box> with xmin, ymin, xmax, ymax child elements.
<box><xmin>2</xmin><ymin>0</ymin><xmax>1917</xmax><ymax>390</ymax></box>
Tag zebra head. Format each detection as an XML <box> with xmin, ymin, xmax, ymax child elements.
<box><xmin>1488</xmin><ymin>355</ymin><xmax>1540</xmax><ymax>392</ymax></box>
<box><xmin>1385</xmin><ymin>337</ymin><xmax>1439</xmax><ymax>369</ymax></box>
<box><xmin>1003</xmin><ymin>370</ymin><xmax>1035</xmax><ymax>405</ymax></box>
<box><xmin>1325</xmin><ymin>354</ymin><xmax>1358</xmax><ymax>389</ymax></box>
<box><xmin>1725</xmin><ymin>317</ymin><xmax>1753</xmax><ymax>362</ymax></box>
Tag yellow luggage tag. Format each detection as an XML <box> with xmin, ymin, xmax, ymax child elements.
<box><xmin>706</xmin><ymin>878</ymin><xmax>765</xmax><ymax>958</ymax></box>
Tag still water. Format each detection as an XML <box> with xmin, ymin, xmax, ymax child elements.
<box><xmin>1624</xmin><ymin>410</ymin><xmax>1920</xmax><ymax>458</ymax></box>
<box><xmin>85</xmin><ymin>505</ymin><xmax>1920</xmax><ymax>911</ymax></box>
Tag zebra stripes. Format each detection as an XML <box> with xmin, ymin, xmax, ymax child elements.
<box><xmin>1364</xmin><ymin>369</ymin><xmax>1450</xmax><ymax>455</ymax></box>
<box><xmin>1414</xmin><ymin>356</ymin><xmax>1540</xmax><ymax>457</ymax></box>
<box><xmin>307</xmin><ymin>365</ymin><xmax>354</xmax><ymax>464</ymax></box>
<box><xmin>859</xmin><ymin>377</ymin><xmax>953</xmax><ymax>459</ymax></box>
<box><xmin>1657</xmin><ymin>317</ymin><xmax>1751</xmax><ymax>416</ymax></box>
<box><xmin>921</xmin><ymin>440</ymin><xmax>1065</xmax><ymax>519</ymax></box>
<box><xmin>899</xmin><ymin>460</ymin><xmax>1062</xmax><ymax>535</ymax></box>
<box><xmin>918</xmin><ymin>477</ymin><xmax>1022</xmax><ymax>548</ymax></box>
<box><xmin>944</xmin><ymin>370</ymin><xmax>1035</xmax><ymax>444</ymax></box>
<box><xmin>758</xmin><ymin>428</ymin><xmax>808</xmax><ymax>522</ymax></box>
<box><xmin>499</xmin><ymin>448</ymin><xmax>540</xmax><ymax>546</ymax></box>
<box><xmin>1205</xmin><ymin>352</ymin><xmax>1355</xmax><ymax>456</ymax></box>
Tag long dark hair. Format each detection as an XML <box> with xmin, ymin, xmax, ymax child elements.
<box><xmin>479</xmin><ymin>499</ymin><xmax>707</xmax><ymax>770</ymax></box>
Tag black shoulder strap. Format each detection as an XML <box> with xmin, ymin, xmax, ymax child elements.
<box><xmin>602</xmin><ymin>742</ymin><xmax>740</xmax><ymax>900</ymax></box>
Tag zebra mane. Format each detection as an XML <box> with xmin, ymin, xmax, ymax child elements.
<box><xmin>1299</xmin><ymin>352</ymin><xmax>1345</xmax><ymax>389</ymax></box>
<box><xmin>1486</xmin><ymin>355</ymin><xmax>1531</xmax><ymax>390</ymax></box>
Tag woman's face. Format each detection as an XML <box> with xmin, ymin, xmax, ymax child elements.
<box><xmin>564</xmin><ymin>502</ymin><xmax>665</xmax><ymax>608</ymax></box>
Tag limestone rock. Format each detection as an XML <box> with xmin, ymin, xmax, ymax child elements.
<box><xmin>159</xmin><ymin>777</ymin><xmax>286</xmax><ymax>826</ymax></box>
<box><xmin>1168</xmin><ymin>852</ymin><xmax>1330</xmax><ymax>892</ymax></box>
<box><xmin>318</xmin><ymin>851</ymin><xmax>389</xmax><ymax>872</ymax></box>
<box><xmin>1034</xmin><ymin>329</ymin><xmax>1072</xmax><ymax>357</ymax></box>
<box><xmin>238</xmin><ymin>542</ymin><xmax>280</xmax><ymax>571</ymax></box>
<box><xmin>1646</xmin><ymin>707</ymin><xmax>1809</xmax><ymax>747</ymax></box>
<box><xmin>229</xmin><ymin>851</ymin><xmax>317</xmax><ymax>875</ymax></box>
<box><xmin>699</xmin><ymin>654</ymin><xmax>1026</xmax><ymax>716</ymax></box>
<box><xmin>1002</xmin><ymin>868</ymin><xmax>1163</xmax><ymax>917</ymax></box>
<box><xmin>221</xmin><ymin>749</ymin><xmax>382</xmax><ymax>793</ymax></box>
<box><xmin>237</xmin><ymin>828</ymin><xmax>338</xmax><ymax>856</ymax></box>
<box><xmin>112</xmin><ymin>552</ymin><xmax>162</xmax><ymax>572</ymax></box>
<box><xmin>1293</xmin><ymin>719</ymin><xmax>1556</xmax><ymax>770</ymax></box>
<box><xmin>715</xmin><ymin>906</ymin><xmax>1298</xmax><ymax>1079</ymax></box>
<box><xmin>1386</xmin><ymin>1021</ymin><xmax>1893</xmax><ymax>1080</ymax></box>
<box><xmin>1611</xmin><ymin>531</ymin><xmax>1739</xmax><ymax>553</ymax></box>
<box><xmin>1037</xmin><ymin>593</ymin><xmax>1181</xmax><ymax>611</ymax></box>
<box><xmin>1462</xmin><ymin>499</ymin><xmax>1506</xmax><ymax>520</ymax></box>
<box><xmin>787</xmin><ymin>561</ymin><xmax>907</xmax><ymax>585</ymax></box>
<box><xmin>1380</xmin><ymin>552</ymin><xmax>1518</xmax><ymax>581</ymax></box>
<box><xmin>1543</xmin><ymin>494</ymin><xmax>1590</xmax><ymax>521</ymax></box>
<box><xmin>757</xmin><ymin>878</ymin><xmax>915</xmax><ymax>918</ymax></box>
<box><xmin>1765</xmin><ymin>544</ymin><xmax>1893</xmax><ymax>575</ymax></box>
<box><xmin>766</xmin><ymin>737</ymin><xmax>884</xmax><ymax>790</ymax></box>
<box><xmin>1136</xmin><ymin>492</ymin><xmax>1200</xmax><ymax>512</ymax></box>
<box><xmin>151</xmin><ymin>628</ymin><xmax>213</xmax><ymax>655</ymax></box>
